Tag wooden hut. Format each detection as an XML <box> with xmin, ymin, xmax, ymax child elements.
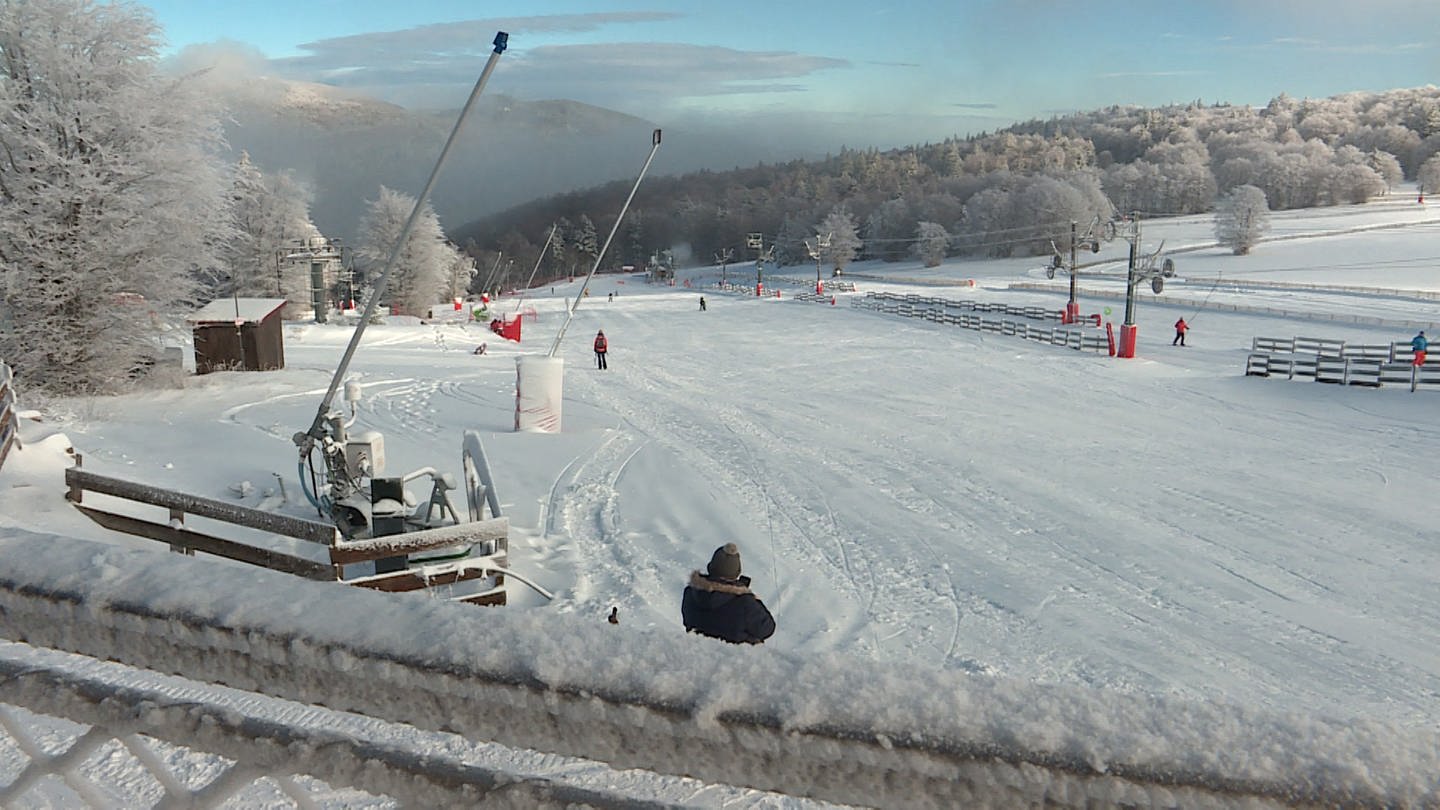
<box><xmin>188</xmin><ymin>298</ymin><xmax>287</xmax><ymax>374</ymax></box>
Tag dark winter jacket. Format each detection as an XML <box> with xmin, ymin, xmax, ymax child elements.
<box><xmin>681</xmin><ymin>571</ymin><xmax>776</xmax><ymax>644</ymax></box>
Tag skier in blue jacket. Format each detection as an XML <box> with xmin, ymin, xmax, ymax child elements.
<box><xmin>682</xmin><ymin>544</ymin><xmax>775</xmax><ymax>644</ymax></box>
<box><xmin>1412</xmin><ymin>331</ymin><xmax>1428</xmax><ymax>366</ymax></box>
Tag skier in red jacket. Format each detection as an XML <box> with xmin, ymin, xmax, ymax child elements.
<box><xmin>1173</xmin><ymin>318</ymin><xmax>1189</xmax><ymax>346</ymax></box>
<box><xmin>593</xmin><ymin>330</ymin><xmax>608</xmax><ymax>369</ymax></box>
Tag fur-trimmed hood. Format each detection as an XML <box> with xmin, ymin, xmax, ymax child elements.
<box><xmin>689</xmin><ymin>570</ymin><xmax>751</xmax><ymax>595</ymax></box>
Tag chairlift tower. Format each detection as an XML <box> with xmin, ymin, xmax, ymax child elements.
<box><xmin>714</xmin><ymin>247</ymin><xmax>733</xmax><ymax>286</ymax></box>
<box><xmin>805</xmin><ymin>232</ymin><xmax>832</xmax><ymax>295</ymax></box>
<box><xmin>1115</xmin><ymin>212</ymin><xmax>1176</xmax><ymax>358</ymax></box>
<box><xmin>747</xmin><ymin>232</ymin><xmax>773</xmax><ymax>296</ymax></box>
<box><xmin>1048</xmin><ymin>217</ymin><xmax>1114</xmax><ymax>323</ymax></box>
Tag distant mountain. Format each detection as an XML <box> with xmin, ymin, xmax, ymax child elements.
<box><xmin>215</xmin><ymin>78</ymin><xmax>816</xmax><ymax>243</ymax></box>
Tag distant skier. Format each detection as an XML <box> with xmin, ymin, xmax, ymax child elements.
<box><xmin>608</xmin><ymin>292</ymin><xmax>613</xmax><ymax>302</ymax></box>
<box><xmin>681</xmin><ymin>543</ymin><xmax>776</xmax><ymax>645</ymax></box>
<box><xmin>608</xmin><ymin>606</ymin><xmax>619</xmax><ymax>625</ymax></box>
<box><xmin>1173</xmin><ymin>317</ymin><xmax>1189</xmax><ymax>346</ymax></box>
<box><xmin>594</xmin><ymin>329</ymin><xmax>608</xmax><ymax>370</ymax></box>
<box><xmin>1412</xmin><ymin>330</ymin><xmax>1428</xmax><ymax>366</ymax></box>
<box><xmin>699</xmin><ymin>296</ymin><xmax>707</xmax><ymax>311</ymax></box>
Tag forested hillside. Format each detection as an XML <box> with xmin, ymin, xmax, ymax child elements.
<box><xmin>454</xmin><ymin>86</ymin><xmax>1440</xmax><ymax>289</ymax></box>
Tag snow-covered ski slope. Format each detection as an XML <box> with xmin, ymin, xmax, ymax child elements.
<box><xmin>2</xmin><ymin>192</ymin><xmax>1440</xmax><ymax>806</ymax></box>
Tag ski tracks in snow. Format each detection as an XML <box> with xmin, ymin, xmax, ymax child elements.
<box><xmin>539</xmin><ymin>427</ymin><xmax>647</xmax><ymax>615</ymax></box>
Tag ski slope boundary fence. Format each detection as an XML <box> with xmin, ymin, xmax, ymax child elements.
<box><xmin>0</xmin><ymin>360</ymin><xmax>18</xmax><ymax>473</ymax></box>
<box><xmin>853</xmin><ymin>292</ymin><xmax>1111</xmax><ymax>353</ymax></box>
<box><xmin>1244</xmin><ymin>335</ymin><xmax>1440</xmax><ymax>392</ymax></box>
<box><xmin>3</xmin><ymin>536</ymin><xmax>1436</xmax><ymax>808</ymax></box>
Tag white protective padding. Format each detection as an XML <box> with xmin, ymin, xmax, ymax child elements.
<box><xmin>515</xmin><ymin>355</ymin><xmax>564</xmax><ymax>433</ymax></box>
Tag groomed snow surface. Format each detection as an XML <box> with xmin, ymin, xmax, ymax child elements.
<box><xmin>3</xmin><ymin>195</ymin><xmax>1440</xmax><ymax>807</ymax></box>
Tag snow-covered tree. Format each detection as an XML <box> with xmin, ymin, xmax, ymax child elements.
<box><xmin>914</xmin><ymin>222</ymin><xmax>950</xmax><ymax>267</ymax></box>
<box><xmin>0</xmin><ymin>0</ymin><xmax>233</xmax><ymax>394</ymax></box>
<box><xmin>1366</xmin><ymin>150</ymin><xmax>1403</xmax><ymax>192</ymax></box>
<box><xmin>222</xmin><ymin>152</ymin><xmax>314</xmax><ymax>302</ymax></box>
<box><xmin>445</xmin><ymin>246</ymin><xmax>475</xmax><ymax>301</ymax></box>
<box><xmin>1418</xmin><ymin>155</ymin><xmax>1440</xmax><ymax>198</ymax></box>
<box><xmin>575</xmin><ymin>215</ymin><xmax>599</xmax><ymax>272</ymax></box>
<box><xmin>354</xmin><ymin>186</ymin><xmax>451</xmax><ymax>316</ymax></box>
<box><xmin>1214</xmin><ymin>185</ymin><xmax>1271</xmax><ymax>255</ymax></box>
<box><xmin>864</xmin><ymin>198</ymin><xmax>914</xmax><ymax>262</ymax></box>
<box><xmin>548</xmin><ymin>219</ymin><xmax>569</xmax><ymax>279</ymax></box>
<box><xmin>817</xmin><ymin>206</ymin><xmax>862</xmax><ymax>273</ymax></box>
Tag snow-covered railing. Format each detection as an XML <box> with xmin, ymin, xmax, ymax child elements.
<box><xmin>0</xmin><ymin>645</ymin><xmax>656</xmax><ymax>808</ymax></box>
<box><xmin>3</xmin><ymin>532</ymin><xmax>1437</xmax><ymax>809</ymax></box>
<box><xmin>0</xmin><ymin>360</ymin><xmax>18</xmax><ymax>473</ymax></box>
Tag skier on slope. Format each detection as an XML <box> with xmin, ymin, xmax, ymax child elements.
<box><xmin>1412</xmin><ymin>330</ymin><xmax>1428</xmax><ymax>366</ymax></box>
<box><xmin>594</xmin><ymin>329</ymin><xmax>608</xmax><ymax>370</ymax></box>
<box><xmin>1173</xmin><ymin>317</ymin><xmax>1189</xmax><ymax>346</ymax></box>
<box><xmin>682</xmin><ymin>544</ymin><xmax>775</xmax><ymax>645</ymax></box>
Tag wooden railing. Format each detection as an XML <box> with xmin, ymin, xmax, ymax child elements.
<box><xmin>0</xmin><ymin>360</ymin><xmax>18</xmax><ymax>472</ymax></box>
<box><xmin>63</xmin><ymin>456</ymin><xmax>509</xmax><ymax>605</ymax></box>
<box><xmin>1246</xmin><ymin>335</ymin><xmax>1440</xmax><ymax>392</ymax></box>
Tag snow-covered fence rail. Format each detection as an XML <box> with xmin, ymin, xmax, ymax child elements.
<box><xmin>62</xmin><ymin>458</ymin><xmax>509</xmax><ymax>605</ymax></box>
<box><xmin>4</xmin><ymin>533</ymin><xmax>1436</xmax><ymax>809</ymax></box>
<box><xmin>0</xmin><ymin>361</ymin><xmax>17</xmax><ymax>473</ymax></box>
<box><xmin>0</xmin><ymin>646</ymin><xmax>659</xmax><ymax>809</ymax></box>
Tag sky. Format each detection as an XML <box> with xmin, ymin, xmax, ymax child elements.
<box><xmin>4</xmin><ymin>191</ymin><xmax>1440</xmax><ymax>805</ymax></box>
<box><xmin>142</xmin><ymin>0</ymin><xmax>1440</xmax><ymax>152</ymax></box>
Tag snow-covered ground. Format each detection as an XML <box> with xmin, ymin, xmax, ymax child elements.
<box><xmin>3</xmin><ymin>193</ymin><xmax>1440</xmax><ymax>806</ymax></box>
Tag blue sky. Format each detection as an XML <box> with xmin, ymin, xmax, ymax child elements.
<box><xmin>144</xmin><ymin>1</ymin><xmax>1440</xmax><ymax>150</ymax></box>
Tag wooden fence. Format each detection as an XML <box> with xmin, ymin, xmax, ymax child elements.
<box><xmin>63</xmin><ymin>456</ymin><xmax>511</xmax><ymax>605</ymax></box>
<box><xmin>1245</xmin><ymin>336</ymin><xmax>1440</xmax><ymax>392</ymax></box>
<box><xmin>853</xmin><ymin>292</ymin><xmax>1109</xmax><ymax>353</ymax></box>
<box><xmin>0</xmin><ymin>360</ymin><xmax>18</xmax><ymax>473</ymax></box>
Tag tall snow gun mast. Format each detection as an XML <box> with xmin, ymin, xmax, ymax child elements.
<box><xmin>293</xmin><ymin>32</ymin><xmax>509</xmax><ymax>541</ymax></box>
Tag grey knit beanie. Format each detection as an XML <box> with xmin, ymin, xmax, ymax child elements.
<box><xmin>707</xmin><ymin>543</ymin><xmax>741</xmax><ymax>580</ymax></box>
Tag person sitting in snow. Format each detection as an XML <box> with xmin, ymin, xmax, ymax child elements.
<box><xmin>682</xmin><ymin>544</ymin><xmax>775</xmax><ymax>645</ymax></box>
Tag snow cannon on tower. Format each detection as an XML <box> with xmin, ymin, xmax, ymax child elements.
<box><xmin>288</xmin><ymin>30</ymin><xmax>550</xmax><ymax>605</ymax></box>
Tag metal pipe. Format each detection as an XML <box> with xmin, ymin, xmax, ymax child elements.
<box><xmin>299</xmin><ymin>32</ymin><xmax>509</xmax><ymax>453</ymax></box>
<box><xmin>548</xmin><ymin>129</ymin><xmax>663</xmax><ymax>358</ymax></box>
<box><xmin>513</xmin><ymin>223</ymin><xmax>558</xmax><ymax>312</ymax></box>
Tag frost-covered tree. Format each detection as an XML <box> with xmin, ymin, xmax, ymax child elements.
<box><xmin>864</xmin><ymin>198</ymin><xmax>914</xmax><ymax>262</ymax></box>
<box><xmin>0</xmin><ymin>0</ymin><xmax>233</xmax><ymax>394</ymax></box>
<box><xmin>914</xmin><ymin>222</ymin><xmax>950</xmax><ymax>267</ymax></box>
<box><xmin>1418</xmin><ymin>155</ymin><xmax>1440</xmax><ymax>198</ymax></box>
<box><xmin>574</xmin><ymin>215</ymin><xmax>599</xmax><ymax>272</ymax></box>
<box><xmin>222</xmin><ymin>152</ymin><xmax>314</xmax><ymax>302</ymax></box>
<box><xmin>1366</xmin><ymin>150</ymin><xmax>1403</xmax><ymax>192</ymax></box>
<box><xmin>444</xmin><ymin>246</ymin><xmax>474</xmax><ymax>301</ymax></box>
<box><xmin>817</xmin><ymin>206</ymin><xmax>862</xmax><ymax>273</ymax></box>
<box><xmin>354</xmin><ymin>186</ymin><xmax>451</xmax><ymax>316</ymax></box>
<box><xmin>1214</xmin><ymin>185</ymin><xmax>1271</xmax><ymax>255</ymax></box>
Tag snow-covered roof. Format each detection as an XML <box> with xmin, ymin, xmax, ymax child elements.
<box><xmin>187</xmin><ymin>298</ymin><xmax>287</xmax><ymax>325</ymax></box>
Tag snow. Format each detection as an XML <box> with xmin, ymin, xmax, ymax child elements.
<box><xmin>187</xmin><ymin>297</ymin><xmax>288</xmax><ymax>324</ymax></box>
<box><xmin>3</xmin><ymin>193</ymin><xmax>1440</xmax><ymax>806</ymax></box>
